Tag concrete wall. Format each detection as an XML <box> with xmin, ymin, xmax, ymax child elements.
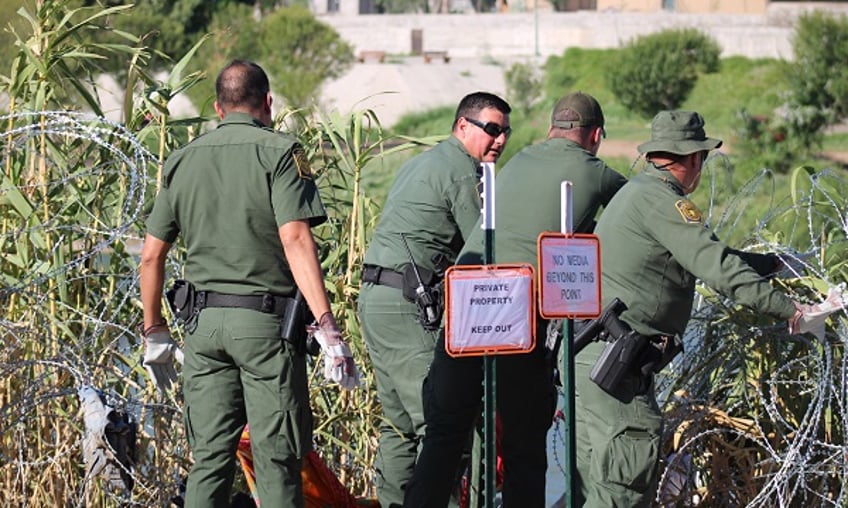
<box><xmin>597</xmin><ymin>0</ymin><xmax>769</xmax><ymax>14</ymax></box>
<box><xmin>320</xmin><ymin>10</ymin><xmax>799</xmax><ymax>60</ymax></box>
<box><xmin>321</xmin><ymin>3</ymin><xmax>848</xmax><ymax>60</ymax></box>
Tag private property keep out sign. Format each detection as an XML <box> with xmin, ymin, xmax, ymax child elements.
<box><xmin>444</xmin><ymin>264</ymin><xmax>535</xmax><ymax>357</ymax></box>
<box><xmin>537</xmin><ymin>232</ymin><xmax>602</xmax><ymax>319</ymax></box>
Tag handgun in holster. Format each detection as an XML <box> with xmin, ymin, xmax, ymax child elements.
<box><xmin>280</xmin><ymin>290</ymin><xmax>319</xmax><ymax>356</ymax></box>
<box><xmin>574</xmin><ymin>298</ymin><xmax>684</xmax><ymax>393</ymax></box>
<box><xmin>571</xmin><ymin>298</ymin><xmax>645</xmax><ymax>393</ymax></box>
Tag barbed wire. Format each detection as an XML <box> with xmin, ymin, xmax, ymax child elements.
<box><xmin>549</xmin><ymin>155</ymin><xmax>848</xmax><ymax>507</ymax></box>
<box><xmin>0</xmin><ymin>111</ymin><xmax>184</xmax><ymax>505</ymax></box>
<box><xmin>3</xmin><ymin>112</ymin><xmax>848</xmax><ymax>506</ymax></box>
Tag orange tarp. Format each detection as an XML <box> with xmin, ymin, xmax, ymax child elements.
<box><xmin>236</xmin><ymin>425</ymin><xmax>378</xmax><ymax>508</ymax></box>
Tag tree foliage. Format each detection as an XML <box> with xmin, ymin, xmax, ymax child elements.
<box><xmin>608</xmin><ymin>28</ymin><xmax>721</xmax><ymax>119</ymax></box>
<box><xmin>257</xmin><ymin>6</ymin><xmax>354</xmax><ymax>110</ymax></box>
<box><xmin>184</xmin><ymin>4</ymin><xmax>355</xmax><ymax>113</ymax></box>
<box><xmin>784</xmin><ymin>10</ymin><xmax>848</xmax><ymax>136</ymax></box>
<box><xmin>733</xmin><ymin>11</ymin><xmax>848</xmax><ymax>172</ymax></box>
<box><xmin>504</xmin><ymin>60</ymin><xmax>543</xmax><ymax>114</ymax></box>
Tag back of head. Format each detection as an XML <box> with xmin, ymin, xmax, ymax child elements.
<box><xmin>215</xmin><ymin>60</ymin><xmax>270</xmax><ymax>113</ymax></box>
<box><xmin>550</xmin><ymin>91</ymin><xmax>604</xmax><ymax>131</ymax></box>
<box><xmin>453</xmin><ymin>92</ymin><xmax>511</xmax><ymax>130</ymax></box>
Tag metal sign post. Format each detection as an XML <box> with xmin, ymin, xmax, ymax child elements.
<box><xmin>537</xmin><ymin>181</ymin><xmax>602</xmax><ymax>508</ymax></box>
<box><xmin>560</xmin><ymin>181</ymin><xmax>577</xmax><ymax>508</ymax></box>
<box><xmin>480</xmin><ymin>162</ymin><xmax>497</xmax><ymax>508</ymax></box>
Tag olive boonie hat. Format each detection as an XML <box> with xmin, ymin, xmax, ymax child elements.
<box><xmin>637</xmin><ymin>110</ymin><xmax>723</xmax><ymax>155</ymax></box>
<box><xmin>551</xmin><ymin>91</ymin><xmax>604</xmax><ymax>129</ymax></box>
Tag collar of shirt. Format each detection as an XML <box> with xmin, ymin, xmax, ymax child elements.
<box><xmin>218</xmin><ymin>111</ymin><xmax>266</xmax><ymax>129</ymax></box>
<box><xmin>644</xmin><ymin>163</ymin><xmax>686</xmax><ymax>196</ymax></box>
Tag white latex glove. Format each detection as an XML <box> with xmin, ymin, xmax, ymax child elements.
<box><xmin>142</xmin><ymin>330</ymin><xmax>184</xmax><ymax>393</ymax></box>
<box><xmin>788</xmin><ymin>286</ymin><xmax>847</xmax><ymax>340</ymax></box>
<box><xmin>308</xmin><ymin>313</ymin><xmax>360</xmax><ymax>390</ymax></box>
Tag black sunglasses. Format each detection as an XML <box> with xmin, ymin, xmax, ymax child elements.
<box><xmin>464</xmin><ymin>117</ymin><xmax>512</xmax><ymax>139</ymax></box>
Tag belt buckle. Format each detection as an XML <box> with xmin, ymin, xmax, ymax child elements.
<box><xmin>260</xmin><ymin>294</ymin><xmax>274</xmax><ymax>313</ymax></box>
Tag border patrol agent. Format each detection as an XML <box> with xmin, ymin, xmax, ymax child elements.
<box><xmin>358</xmin><ymin>92</ymin><xmax>512</xmax><ymax>508</ymax></box>
<box><xmin>139</xmin><ymin>60</ymin><xmax>344</xmax><ymax>508</ymax></box>
<box><xmin>405</xmin><ymin>92</ymin><xmax>626</xmax><ymax>508</ymax></box>
<box><xmin>578</xmin><ymin>110</ymin><xmax>807</xmax><ymax>506</ymax></box>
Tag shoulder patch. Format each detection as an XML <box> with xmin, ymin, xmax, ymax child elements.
<box><xmin>293</xmin><ymin>147</ymin><xmax>312</xmax><ymax>180</ymax></box>
<box><xmin>675</xmin><ymin>199</ymin><xmax>702</xmax><ymax>224</ymax></box>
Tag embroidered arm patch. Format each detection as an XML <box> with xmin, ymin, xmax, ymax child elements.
<box><xmin>675</xmin><ymin>199</ymin><xmax>703</xmax><ymax>224</ymax></box>
<box><xmin>293</xmin><ymin>147</ymin><xmax>313</xmax><ymax>180</ymax></box>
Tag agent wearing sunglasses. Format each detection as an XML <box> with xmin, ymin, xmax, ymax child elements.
<box><xmin>358</xmin><ymin>92</ymin><xmax>511</xmax><ymax>508</ymax></box>
<box><xmin>405</xmin><ymin>92</ymin><xmax>626</xmax><ymax>508</ymax></box>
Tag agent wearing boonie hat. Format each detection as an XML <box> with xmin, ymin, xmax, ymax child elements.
<box><xmin>575</xmin><ymin>110</ymin><xmax>803</xmax><ymax>507</ymax></box>
<box><xmin>635</xmin><ymin>110</ymin><xmax>723</xmax><ymax>195</ymax></box>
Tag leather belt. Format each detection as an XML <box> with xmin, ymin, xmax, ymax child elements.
<box><xmin>362</xmin><ymin>264</ymin><xmax>404</xmax><ymax>290</ymax></box>
<box><xmin>196</xmin><ymin>291</ymin><xmax>293</xmax><ymax>316</ymax></box>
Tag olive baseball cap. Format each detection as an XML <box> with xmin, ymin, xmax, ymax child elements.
<box><xmin>551</xmin><ymin>92</ymin><xmax>604</xmax><ymax>129</ymax></box>
<box><xmin>637</xmin><ymin>110</ymin><xmax>723</xmax><ymax>155</ymax></box>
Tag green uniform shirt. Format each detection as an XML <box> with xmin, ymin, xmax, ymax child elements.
<box><xmin>458</xmin><ymin>137</ymin><xmax>626</xmax><ymax>266</ymax></box>
<box><xmin>595</xmin><ymin>164</ymin><xmax>796</xmax><ymax>337</ymax></box>
<box><xmin>364</xmin><ymin>135</ymin><xmax>482</xmax><ymax>272</ymax></box>
<box><xmin>146</xmin><ymin>112</ymin><xmax>327</xmax><ymax>295</ymax></box>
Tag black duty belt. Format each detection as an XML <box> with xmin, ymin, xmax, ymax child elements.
<box><xmin>362</xmin><ymin>264</ymin><xmax>404</xmax><ymax>290</ymax></box>
<box><xmin>196</xmin><ymin>291</ymin><xmax>293</xmax><ymax>317</ymax></box>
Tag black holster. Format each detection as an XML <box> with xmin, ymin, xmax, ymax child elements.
<box><xmin>401</xmin><ymin>264</ymin><xmax>444</xmax><ymax>331</ymax></box>
<box><xmin>589</xmin><ymin>327</ymin><xmax>684</xmax><ymax>394</ymax></box>
<box><xmin>165</xmin><ymin>279</ymin><xmax>199</xmax><ymax>332</ymax></box>
<box><xmin>280</xmin><ymin>290</ymin><xmax>318</xmax><ymax>356</ymax></box>
<box><xmin>589</xmin><ymin>331</ymin><xmax>649</xmax><ymax>394</ymax></box>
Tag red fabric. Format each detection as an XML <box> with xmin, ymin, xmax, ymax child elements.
<box><xmin>236</xmin><ymin>424</ymin><xmax>378</xmax><ymax>507</ymax></box>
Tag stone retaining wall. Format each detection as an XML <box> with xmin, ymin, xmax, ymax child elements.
<box><xmin>319</xmin><ymin>4</ymin><xmax>848</xmax><ymax>60</ymax></box>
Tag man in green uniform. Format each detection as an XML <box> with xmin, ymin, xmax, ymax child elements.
<box><xmin>577</xmin><ymin>110</ymin><xmax>806</xmax><ymax>507</ymax></box>
<box><xmin>358</xmin><ymin>92</ymin><xmax>512</xmax><ymax>508</ymax></box>
<box><xmin>139</xmin><ymin>60</ymin><xmax>353</xmax><ymax>508</ymax></box>
<box><xmin>404</xmin><ymin>92</ymin><xmax>626</xmax><ymax>507</ymax></box>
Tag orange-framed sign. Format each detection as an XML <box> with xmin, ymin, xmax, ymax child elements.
<box><xmin>444</xmin><ymin>263</ymin><xmax>536</xmax><ymax>357</ymax></box>
<box><xmin>537</xmin><ymin>232</ymin><xmax>601</xmax><ymax>319</ymax></box>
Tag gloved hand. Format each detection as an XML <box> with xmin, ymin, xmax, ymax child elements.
<box><xmin>308</xmin><ymin>312</ymin><xmax>360</xmax><ymax>390</ymax></box>
<box><xmin>788</xmin><ymin>285</ymin><xmax>847</xmax><ymax>340</ymax></box>
<box><xmin>142</xmin><ymin>328</ymin><xmax>184</xmax><ymax>393</ymax></box>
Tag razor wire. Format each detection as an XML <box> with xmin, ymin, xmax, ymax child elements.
<box><xmin>0</xmin><ymin>111</ymin><xmax>187</xmax><ymax>506</ymax></box>
<box><xmin>549</xmin><ymin>154</ymin><xmax>848</xmax><ymax>507</ymax></box>
<box><xmin>3</xmin><ymin>111</ymin><xmax>848</xmax><ymax>506</ymax></box>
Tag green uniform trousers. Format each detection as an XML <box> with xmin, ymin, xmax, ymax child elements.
<box><xmin>183</xmin><ymin>307</ymin><xmax>312</xmax><ymax>508</ymax></box>
<box><xmin>358</xmin><ymin>283</ymin><xmax>439</xmax><ymax>508</ymax></box>
<box><xmin>574</xmin><ymin>341</ymin><xmax>663</xmax><ymax>507</ymax></box>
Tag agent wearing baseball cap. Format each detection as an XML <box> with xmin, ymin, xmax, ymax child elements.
<box><xmin>405</xmin><ymin>92</ymin><xmax>626</xmax><ymax>508</ymax></box>
<box><xmin>577</xmin><ymin>110</ymin><xmax>806</xmax><ymax>506</ymax></box>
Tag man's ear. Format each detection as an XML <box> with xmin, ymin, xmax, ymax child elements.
<box><xmin>593</xmin><ymin>126</ymin><xmax>604</xmax><ymax>144</ymax></box>
<box><xmin>214</xmin><ymin>101</ymin><xmax>225</xmax><ymax>120</ymax></box>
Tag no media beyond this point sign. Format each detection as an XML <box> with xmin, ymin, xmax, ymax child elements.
<box><xmin>537</xmin><ymin>233</ymin><xmax>601</xmax><ymax>319</ymax></box>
